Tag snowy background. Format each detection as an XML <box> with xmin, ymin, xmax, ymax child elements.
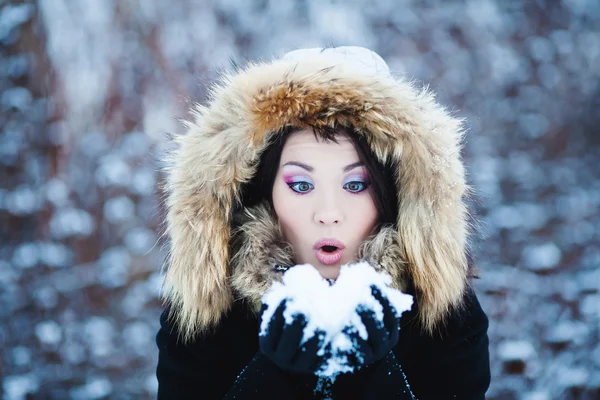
<box><xmin>1</xmin><ymin>0</ymin><xmax>598</xmax><ymax>398</ymax></box>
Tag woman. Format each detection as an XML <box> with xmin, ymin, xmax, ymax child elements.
<box><xmin>156</xmin><ymin>46</ymin><xmax>490</xmax><ymax>399</ymax></box>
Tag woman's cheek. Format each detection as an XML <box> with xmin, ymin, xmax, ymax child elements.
<box><xmin>347</xmin><ymin>193</ymin><xmax>378</xmax><ymax>237</ymax></box>
<box><xmin>272</xmin><ymin>180</ymin><xmax>291</xmax><ymax>214</ymax></box>
<box><xmin>274</xmin><ymin>188</ymin><xmax>299</xmax><ymax>234</ymax></box>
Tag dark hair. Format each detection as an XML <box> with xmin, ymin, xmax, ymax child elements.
<box><xmin>239</xmin><ymin>126</ymin><xmax>398</xmax><ymax>228</ymax></box>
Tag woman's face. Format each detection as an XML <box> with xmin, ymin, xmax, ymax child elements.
<box><xmin>272</xmin><ymin>129</ymin><xmax>379</xmax><ymax>279</ymax></box>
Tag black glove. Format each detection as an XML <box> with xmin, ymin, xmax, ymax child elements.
<box><xmin>259</xmin><ymin>299</ymin><xmax>330</xmax><ymax>374</ymax></box>
<box><xmin>338</xmin><ymin>285</ymin><xmax>401</xmax><ymax>369</ymax></box>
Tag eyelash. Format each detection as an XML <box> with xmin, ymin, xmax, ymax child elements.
<box><xmin>344</xmin><ymin>181</ymin><xmax>369</xmax><ymax>193</ymax></box>
<box><xmin>287</xmin><ymin>181</ymin><xmax>369</xmax><ymax>194</ymax></box>
<box><xmin>287</xmin><ymin>182</ymin><xmax>314</xmax><ymax>194</ymax></box>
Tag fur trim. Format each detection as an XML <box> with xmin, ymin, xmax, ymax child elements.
<box><xmin>229</xmin><ymin>203</ymin><xmax>412</xmax><ymax>317</ymax></box>
<box><xmin>162</xmin><ymin>49</ymin><xmax>471</xmax><ymax>340</ymax></box>
<box><xmin>229</xmin><ymin>203</ymin><xmax>294</xmax><ymax>312</ymax></box>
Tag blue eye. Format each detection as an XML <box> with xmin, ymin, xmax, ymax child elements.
<box><xmin>343</xmin><ymin>181</ymin><xmax>368</xmax><ymax>193</ymax></box>
<box><xmin>288</xmin><ymin>181</ymin><xmax>314</xmax><ymax>194</ymax></box>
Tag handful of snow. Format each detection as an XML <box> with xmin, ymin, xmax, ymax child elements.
<box><xmin>260</xmin><ymin>261</ymin><xmax>413</xmax><ymax>377</ymax></box>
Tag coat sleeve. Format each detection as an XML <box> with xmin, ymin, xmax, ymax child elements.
<box><xmin>155</xmin><ymin>302</ymin><xmax>260</xmax><ymax>400</ymax></box>
<box><xmin>395</xmin><ymin>287</ymin><xmax>491</xmax><ymax>400</ymax></box>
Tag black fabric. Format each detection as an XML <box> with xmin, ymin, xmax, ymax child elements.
<box><xmin>156</xmin><ymin>302</ymin><xmax>259</xmax><ymax>400</ymax></box>
<box><xmin>224</xmin><ymin>353</ymin><xmax>306</xmax><ymax>400</ymax></box>
<box><xmin>325</xmin><ymin>351</ymin><xmax>415</xmax><ymax>399</ymax></box>
<box><xmin>259</xmin><ymin>300</ymin><xmax>329</xmax><ymax>374</ymax></box>
<box><xmin>156</xmin><ymin>289</ymin><xmax>490</xmax><ymax>399</ymax></box>
<box><xmin>223</xmin><ymin>351</ymin><xmax>415</xmax><ymax>400</ymax></box>
<box><xmin>359</xmin><ymin>351</ymin><xmax>416</xmax><ymax>399</ymax></box>
<box><xmin>395</xmin><ymin>287</ymin><xmax>491</xmax><ymax>399</ymax></box>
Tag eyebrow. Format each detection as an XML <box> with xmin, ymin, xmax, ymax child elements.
<box><xmin>282</xmin><ymin>161</ymin><xmax>364</xmax><ymax>172</ymax></box>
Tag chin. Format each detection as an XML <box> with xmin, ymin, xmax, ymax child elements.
<box><xmin>315</xmin><ymin>265</ymin><xmax>341</xmax><ymax>280</ymax></box>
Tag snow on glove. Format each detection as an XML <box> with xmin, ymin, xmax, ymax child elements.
<box><xmin>259</xmin><ymin>299</ymin><xmax>330</xmax><ymax>374</ymax></box>
<box><xmin>259</xmin><ymin>262</ymin><xmax>413</xmax><ymax>380</ymax></box>
<box><xmin>341</xmin><ymin>285</ymin><xmax>401</xmax><ymax>368</ymax></box>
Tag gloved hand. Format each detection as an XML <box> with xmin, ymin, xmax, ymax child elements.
<box><xmin>259</xmin><ymin>299</ymin><xmax>331</xmax><ymax>374</ymax></box>
<box><xmin>337</xmin><ymin>285</ymin><xmax>401</xmax><ymax>369</ymax></box>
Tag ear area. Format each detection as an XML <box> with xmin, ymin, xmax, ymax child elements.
<box><xmin>358</xmin><ymin>225</ymin><xmax>410</xmax><ymax>294</ymax></box>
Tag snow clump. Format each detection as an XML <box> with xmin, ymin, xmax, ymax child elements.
<box><xmin>260</xmin><ymin>262</ymin><xmax>413</xmax><ymax>378</ymax></box>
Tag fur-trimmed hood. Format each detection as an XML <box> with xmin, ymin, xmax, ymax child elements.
<box><xmin>162</xmin><ymin>47</ymin><xmax>472</xmax><ymax>340</ymax></box>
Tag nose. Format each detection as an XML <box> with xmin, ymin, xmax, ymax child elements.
<box><xmin>313</xmin><ymin>188</ymin><xmax>345</xmax><ymax>226</ymax></box>
<box><xmin>314</xmin><ymin>209</ymin><xmax>344</xmax><ymax>225</ymax></box>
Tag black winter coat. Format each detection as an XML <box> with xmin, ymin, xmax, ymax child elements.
<box><xmin>156</xmin><ymin>287</ymin><xmax>490</xmax><ymax>399</ymax></box>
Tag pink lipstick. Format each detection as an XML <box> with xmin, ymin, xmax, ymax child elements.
<box><xmin>313</xmin><ymin>238</ymin><xmax>345</xmax><ymax>265</ymax></box>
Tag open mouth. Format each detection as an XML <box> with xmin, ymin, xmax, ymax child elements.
<box><xmin>321</xmin><ymin>245</ymin><xmax>338</xmax><ymax>253</ymax></box>
<box><xmin>313</xmin><ymin>238</ymin><xmax>345</xmax><ymax>265</ymax></box>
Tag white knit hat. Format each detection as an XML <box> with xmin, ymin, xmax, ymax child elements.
<box><xmin>282</xmin><ymin>46</ymin><xmax>391</xmax><ymax>78</ymax></box>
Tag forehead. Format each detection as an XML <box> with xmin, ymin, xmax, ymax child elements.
<box><xmin>280</xmin><ymin>129</ymin><xmax>358</xmax><ymax>161</ymax></box>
